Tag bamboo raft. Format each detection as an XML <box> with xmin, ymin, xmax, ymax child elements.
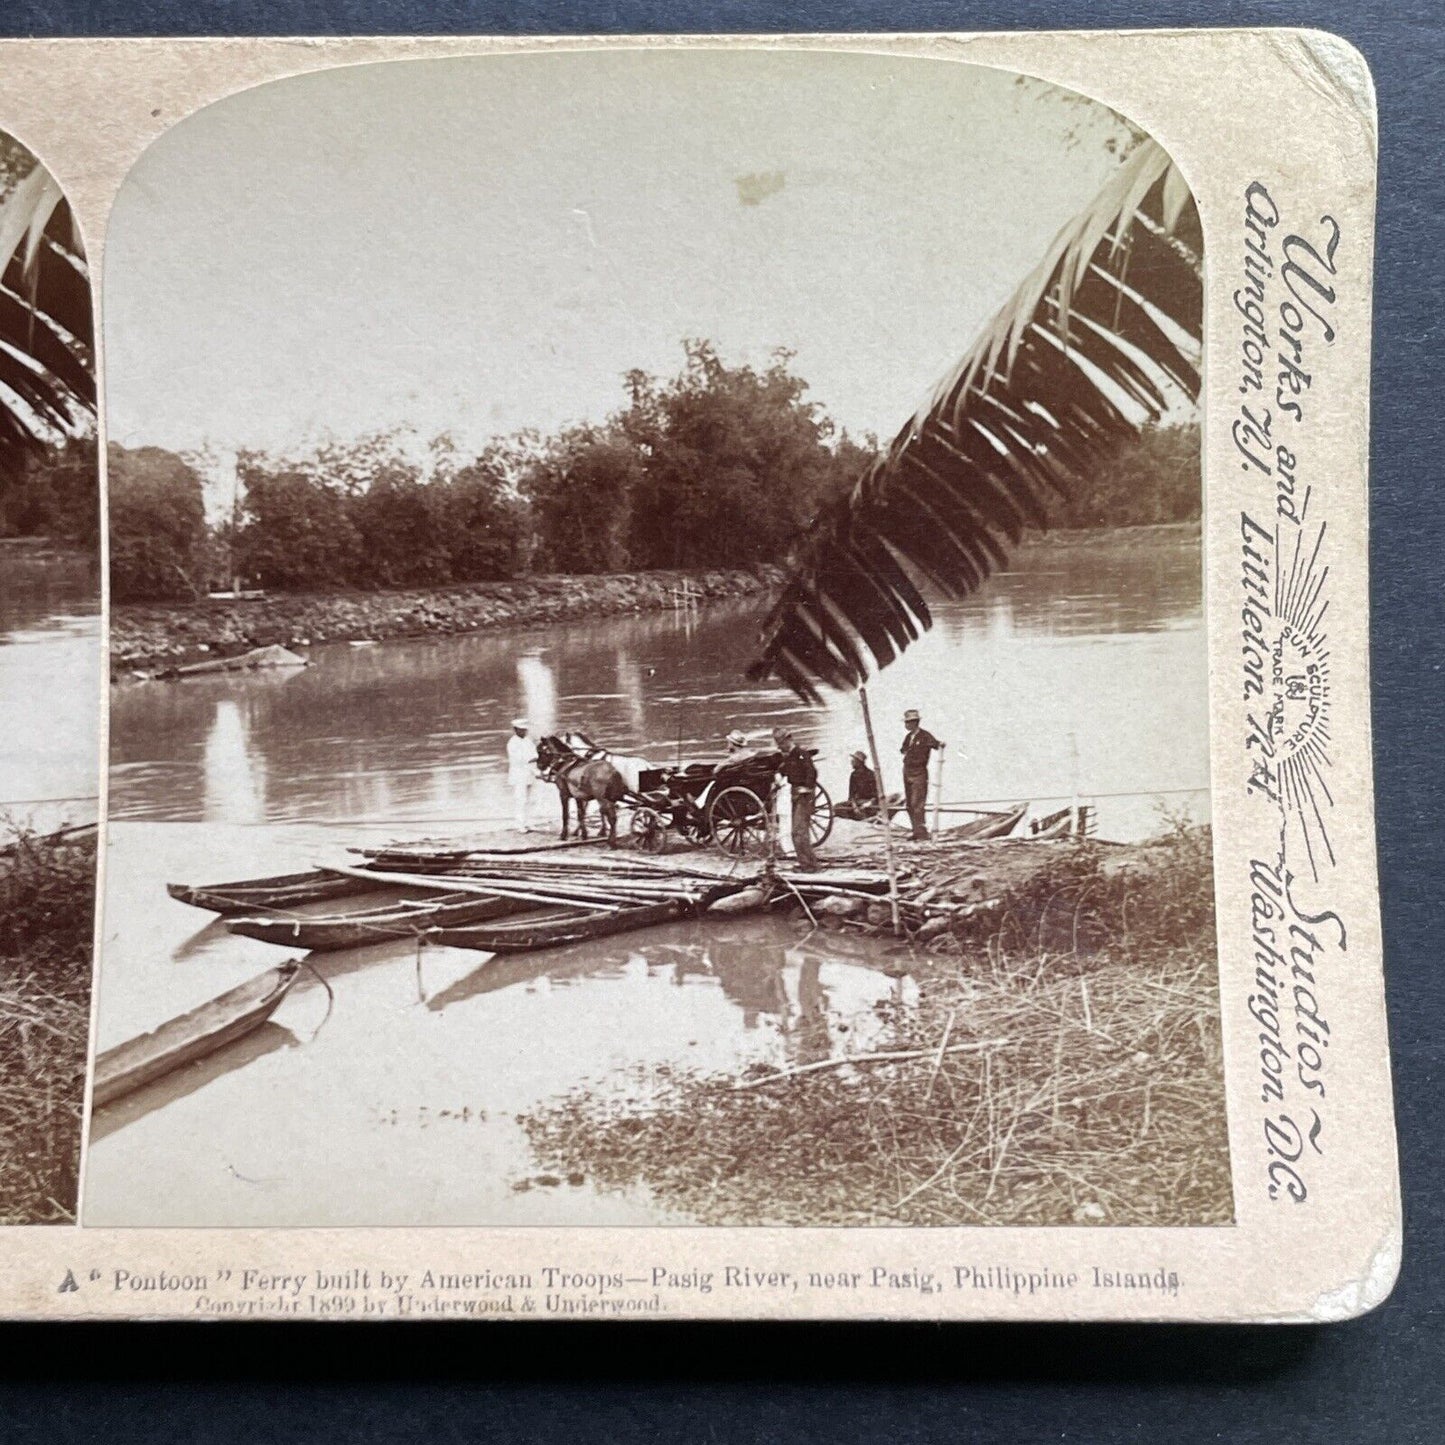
<box><xmin>165</xmin><ymin>806</ymin><xmax>1081</xmax><ymax>963</ymax></box>
<box><xmin>92</xmin><ymin>961</ymin><xmax>303</xmax><ymax>1108</ymax></box>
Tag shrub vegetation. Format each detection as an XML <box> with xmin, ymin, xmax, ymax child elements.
<box><xmin>106</xmin><ymin>340</ymin><xmax>1200</xmax><ymax>604</ymax></box>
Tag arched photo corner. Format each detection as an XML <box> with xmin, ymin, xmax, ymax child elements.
<box><xmin>85</xmin><ymin>48</ymin><xmax>1217</xmax><ymax>1234</ymax></box>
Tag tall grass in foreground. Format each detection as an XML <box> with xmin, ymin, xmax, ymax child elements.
<box><xmin>0</xmin><ymin>828</ymin><xmax>95</xmax><ymax>1223</ymax></box>
<box><xmin>521</xmin><ymin>827</ymin><xmax>1231</xmax><ymax>1227</ymax></box>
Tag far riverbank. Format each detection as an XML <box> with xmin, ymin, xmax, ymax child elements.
<box><xmin>110</xmin><ymin>566</ymin><xmax>785</xmax><ymax>676</ymax></box>
<box><xmin>109</xmin><ymin>522</ymin><xmax>1200</xmax><ymax>678</ymax></box>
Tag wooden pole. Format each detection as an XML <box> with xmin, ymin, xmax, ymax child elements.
<box><xmin>1068</xmin><ymin>730</ymin><xmax>1080</xmax><ymax>840</ymax></box>
<box><xmin>931</xmin><ymin>746</ymin><xmax>945</xmax><ymax>837</ymax></box>
<box><xmin>324</xmin><ymin>863</ymin><xmax>632</xmax><ymax>913</ymax></box>
<box><xmin>858</xmin><ymin>685</ymin><xmax>901</xmax><ymax>936</ymax></box>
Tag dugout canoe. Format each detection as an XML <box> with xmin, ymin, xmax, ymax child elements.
<box><xmin>167</xmin><ymin>868</ymin><xmax>394</xmax><ymax>916</ymax></box>
<box><xmin>167</xmin><ymin>643</ymin><xmax>308</xmax><ymax>677</ymax></box>
<box><xmin>947</xmin><ymin>803</ymin><xmax>1027</xmax><ymax>841</ymax></box>
<box><xmin>428</xmin><ymin>898</ymin><xmax>688</xmax><ymax>954</ymax></box>
<box><xmin>167</xmin><ymin>862</ymin><xmax>600</xmax><ymax>920</ymax></box>
<box><xmin>92</xmin><ymin>961</ymin><xmax>303</xmax><ymax>1109</ymax></box>
<box><xmin>428</xmin><ymin>881</ymin><xmax>754</xmax><ymax>954</ymax></box>
<box><xmin>224</xmin><ymin>888</ymin><xmax>533</xmax><ymax>951</ymax></box>
<box><xmin>1028</xmin><ymin>806</ymin><xmax>1078</xmax><ymax>841</ymax></box>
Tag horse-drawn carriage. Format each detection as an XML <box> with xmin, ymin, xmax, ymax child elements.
<box><xmin>625</xmin><ymin>749</ymin><xmax>834</xmax><ymax>857</ymax></box>
<box><xmin>536</xmin><ymin>733</ymin><xmax>834</xmax><ymax>856</ymax></box>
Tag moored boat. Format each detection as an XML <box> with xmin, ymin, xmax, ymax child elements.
<box><xmin>224</xmin><ymin>888</ymin><xmax>532</xmax><ymax>951</ymax></box>
<box><xmin>1028</xmin><ymin>806</ymin><xmax>1078</xmax><ymax>841</ymax></box>
<box><xmin>428</xmin><ymin>897</ymin><xmax>692</xmax><ymax>954</ymax></box>
<box><xmin>429</xmin><ymin>881</ymin><xmax>756</xmax><ymax>954</ymax></box>
<box><xmin>946</xmin><ymin>803</ymin><xmax>1028</xmax><ymax>841</ymax></box>
<box><xmin>167</xmin><ymin>868</ymin><xmax>392</xmax><ymax>916</ymax></box>
<box><xmin>92</xmin><ymin>961</ymin><xmax>303</xmax><ymax>1108</ymax></box>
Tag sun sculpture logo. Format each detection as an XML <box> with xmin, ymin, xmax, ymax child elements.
<box><xmin>1270</xmin><ymin>522</ymin><xmax>1334</xmax><ymax>880</ymax></box>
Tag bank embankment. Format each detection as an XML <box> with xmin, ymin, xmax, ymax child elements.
<box><xmin>110</xmin><ymin>566</ymin><xmax>783</xmax><ymax>676</ymax></box>
<box><xmin>0</xmin><ymin>828</ymin><xmax>95</xmax><ymax>1224</ymax></box>
<box><xmin>520</xmin><ymin>826</ymin><xmax>1230</xmax><ymax>1228</ymax></box>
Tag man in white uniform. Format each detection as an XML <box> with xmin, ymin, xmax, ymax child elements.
<box><xmin>506</xmin><ymin>718</ymin><xmax>540</xmax><ymax>832</ymax></box>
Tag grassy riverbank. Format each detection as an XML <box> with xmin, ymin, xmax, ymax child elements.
<box><xmin>110</xmin><ymin>565</ymin><xmax>784</xmax><ymax>675</ymax></box>
<box><xmin>520</xmin><ymin>825</ymin><xmax>1230</xmax><ymax>1227</ymax></box>
<box><xmin>0</xmin><ymin>829</ymin><xmax>95</xmax><ymax>1223</ymax></box>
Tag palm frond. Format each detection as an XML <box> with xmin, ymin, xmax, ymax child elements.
<box><xmin>747</xmin><ymin>140</ymin><xmax>1202</xmax><ymax>701</ymax></box>
<box><xmin>0</xmin><ymin>164</ymin><xmax>95</xmax><ymax>479</ymax></box>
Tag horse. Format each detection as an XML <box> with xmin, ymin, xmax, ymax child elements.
<box><xmin>560</xmin><ymin>730</ymin><xmax>653</xmax><ymax>794</ymax></box>
<box><xmin>536</xmin><ymin>735</ymin><xmax>627</xmax><ymax>842</ymax></box>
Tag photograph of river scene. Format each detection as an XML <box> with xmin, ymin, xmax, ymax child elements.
<box><xmin>86</xmin><ymin>50</ymin><xmax>1230</xmax><ymax>1228</ymax></box>
<box><xmin>0</xmin><ymin>133</ymin><xmax>98</xmax><ymax>1224</ymax></box>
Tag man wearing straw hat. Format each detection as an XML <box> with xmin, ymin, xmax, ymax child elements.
<box><xmin>771</xmin><ymin>726</ymin><xmax>821</xmax><ymax>871</ymax></box>
<box><xmin>506</xmin><ymin>718</ymin><xmax>541</xmax><ymax>833</ymax></box>
<box><xmin>835</xmin><ymin>750</ymin><xmax>881</xmax><ymax>821</ymax></box>
<box><xmin>900</xmin><ymin>709</ymin><xmax>944</xmax><ymax>841</ymax></box>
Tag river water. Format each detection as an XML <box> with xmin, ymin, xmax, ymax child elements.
<box><xmin>85</xmin><ymin>526</ymin><xmax>1209</xmax><ymax>1226</ymax></box>
<box><xmin>0</xmin><ymin>546</ymin><xmax>101</xmax><ymax>837</ymax></box>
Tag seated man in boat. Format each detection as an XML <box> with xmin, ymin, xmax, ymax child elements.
<box><xmin>834</xmin><ymin>750</ymin><xmax>882</xmax><ymax>820</ymax></box>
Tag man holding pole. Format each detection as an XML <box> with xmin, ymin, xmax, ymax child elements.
<box><xmin>900</xmin><ymin>709</ymin><xmax>944</xmax><ymax>842</ymax></box>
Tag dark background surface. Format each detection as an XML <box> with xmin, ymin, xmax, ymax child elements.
<box><xmin>1</xmin><ymin>2</ymin><xmax>1440</xmax><ymax>1441</ymax></box>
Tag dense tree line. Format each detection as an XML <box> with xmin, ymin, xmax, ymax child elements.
<box><xmin>107</xmin><ymin>342</ymin><xmax>873</xmax><ymax>602</ymax></box>
<box><xmin>0</xmin><ymin>439</ymin><xmax>98</xmax><ymax>548</ymax></box>
<box><xmin>104</xmin><ymin>339</ymin><xmax>1199</xmax><ymax>604</ymax></box>
<box><xmin>1050</xmin><ymin>421</ymin><xmax>1201</xmax><ymax>529</ymax></box>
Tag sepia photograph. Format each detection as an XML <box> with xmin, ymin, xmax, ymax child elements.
<box><xmin>85</xmin><ymin>48</ymin><xmax>1225</xmax><ymax>1230</ymax></box>
<box><xmin>0</xmin><ymin>129</ymin><xmax>98</xmax><ymax>1224</ymax></box>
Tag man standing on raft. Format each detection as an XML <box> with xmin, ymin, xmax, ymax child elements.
<box><xmin>900</xmin><ymin>709</ymin><xmax>944</xmax><ymax>842</ymax></box>
<box><xmin>772</xmin><ymin>727</ymin><xmax>822</xmax><ymax>872</ymax></box>
<box><xmin>506</xmin><ymin>718</ymin><xmax>540</xmax><ymax>833</ymax></box>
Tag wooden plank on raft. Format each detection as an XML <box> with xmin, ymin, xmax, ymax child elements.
<box><xmin>323</xmin><ymin>863</ymin><xmax>632</xmax><ymax>913</ymax></box>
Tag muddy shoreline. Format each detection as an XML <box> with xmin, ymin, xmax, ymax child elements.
<box><xmin>110</xmin><ymin>565</ymin><xmax>785</xmax><ymax>676</ymax></box>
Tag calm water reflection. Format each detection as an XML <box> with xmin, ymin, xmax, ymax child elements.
<box><xmin>0</xmin><ymin>547</ymin><xmax>100</xmax><ymax>835</ymax></box>
<box><xmin>87</xmin><ymin>528</ymin><xmax>1209</xmax><ymax>1226</ymax></box>
<box><xmin>110</xmin><ymin>528</ymin><xmax>1208</xmax><ymax>842</ymax></box>
<box><xmin>87</xmin><ymin>820</ymin><xmax>913</xmax><ymax>1225</ymax></box>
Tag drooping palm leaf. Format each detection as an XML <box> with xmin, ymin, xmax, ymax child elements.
<box><xmin>747</xmin><ymin>139</ymin><xmax>1202</xmax><ymax>701</ymax></box>
<box><xmin>0</xmin><ymin>163</ymin><xmax>95</xmax><ymax>480</ymax></box>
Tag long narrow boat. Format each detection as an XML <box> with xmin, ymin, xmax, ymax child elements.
<box><xmin>947</xmin><ymin>803</ymin><xmax>1028</xmax><ymax>841</ymax></box>
<box><xmin>224</xmin><ymin>889</ymin><xmax>533</xmax><ymax>951</ymax></box>
<box><xmin>167</xmin><ymin>855</ymin><xmax>565</xmax><ymax>914</ymax></box>
<box><xmin>429</xmin><ymin>881</ymin><xmax>755</xmax><ymax>955</ymax></box>
<box><xmin>428</xmin><ymin>898</ymin><xmax>688</xmax><ymax>954</ymax></box>
<box><xmin>1028</xmin><ymin>806</ymin><xmax>1078</xmax><ymax>841</ymax></box>
<box><xmin>92</xmin><ymin>961</ymin><xmax>302</xmax><ymax>1108</ymax></box>
<box><xmin>167</xmin><ymin>868</ymin><xmax>395</xmax><ymax>916</ymax></box>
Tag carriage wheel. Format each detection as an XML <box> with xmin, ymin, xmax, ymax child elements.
<box><xmin>708</xmin><ymin>785</ymin><xmax>770</xmax><ymax>856</ymax></box>
<box><xmin>629</xmin><ymin>807</ymin><xmax>668</xmax><ymax>854</ymax></box>
<box><xmin>809</xmin><ymin>783</ymin><xmax>834</xmax><ymax>849</ymax></box>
